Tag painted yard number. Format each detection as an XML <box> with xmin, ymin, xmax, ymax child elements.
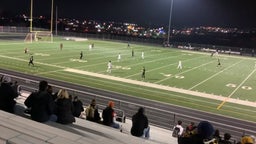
<box><xmin>226</xmin><ymin>83</ymin><xmax>252</xmax><ymax>90</ymax></box>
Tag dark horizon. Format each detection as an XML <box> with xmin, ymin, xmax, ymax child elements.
<box><xmin>1</xmin><ymin>0</ymin><xmax>256</xmax><ymax>28</ymax></box>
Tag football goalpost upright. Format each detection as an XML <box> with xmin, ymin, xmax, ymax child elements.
<box><xmin>24</xmin><ymin>0</ymin><xmax>54</xmax><ymax>43</ymax></box>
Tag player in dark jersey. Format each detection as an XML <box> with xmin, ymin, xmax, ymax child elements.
<box><xmin>28</xmin><ymin>55</ymin><xmax>34</xmax><ymax>66</ymax></box>
<box><xmin>141</xmin><ymin>66</ymin><xmax>145</xmax><ymax>80</ymax></box>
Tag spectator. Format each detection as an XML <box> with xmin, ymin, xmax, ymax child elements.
<box><xmin>183</xmin><ymin>122</ymin><xmax>197</xmax><ymax>138</ymax></box>
<box><xmin>24</xmin><ymin>80</ymin><xmax>56</xmax><ymax>122</ymax></box>
<box><xmin>172</xmin><ymin>120</ymin><xmax>184</xmax><ymax>138</ymax></box>
<box><xmin>178</xmin><ymin>121</ymin><xmax>215</xmax><ymax>144</ymax></box>
<box><xmin>0</xmin><ymin>76</ymin><xmax>18</xmax><ymax>113</ymax></box>
<box><xmin>11</xmin><ymin>81</ymin><xmax>20</xmax><ymax>96</ymax></box>
<box><xmin>240</xmin><ymin>135</ymin><xmax>254</xmax><ymax>144</ymax></box>
<box><xmin>85</xmin><ymin>99</ymin><xmax>101</xmax><ymax>122</ymax></box>
<box><xmin>213</xmin><ymin>129</ymin><xmax>222</xmax><ymax>142</ymax></box>
<box><xmin>219</xmin><ymin>133</ymin><xmax>232</xmax><ymax>144</ymax></box>
<box><xmin>72</xmin><ymin>96</ymin><xmax>84</xmax><ymax>118</ymax></box>
<box><xmin>131</xmin><ymin>107</ymin><xmax>150</xmax><ymax>139</ymax></box>
<box><xmin>187</xmin><ymin>122</ymin><xmax>196</xmax><ymax>132</ymax></box>
<box><xmin>102</xmin><ymin>101</ymin><xmax>120</xmax><ymax>129</ymax></box>
<box><xmin>55</xmin><ymin>89</ymin><xmax>75</xmax><ymax>124</ymax></box>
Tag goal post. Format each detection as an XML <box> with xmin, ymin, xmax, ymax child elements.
<box><xmin>25</xmin><ymin>0</ymin><xmax>54</xmax><ymax>43</ymax></box>
<box><xmin>24</xmin><ymin>31</ymin><xmax>53</xmax><ymax>43</ymax></box>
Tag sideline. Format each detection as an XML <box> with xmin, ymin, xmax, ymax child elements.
<box><xmin>64</xmin><ymin>68</ymin><xmax>256</xmax><ymax>108</ymax></box>
<box><xmin>1</xmin><ymin>54</ymin><xmax>255</xmax><ymax>108</ymax></box>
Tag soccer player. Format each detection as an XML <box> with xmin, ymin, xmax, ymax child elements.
<box><xmin>141</xmin><ymin>51</ymin><xmax>144</xmax><ymax>59</ymax></box>
<box><xmin>132</xmin><ymin>49</ymin><xmax>134</xmax><ymax>57</ymax></box>
<box><xmin>28</xmin><ymin>55</ymin><xmax>34</xmax><ymax>66</ymax></box>
<box><xmin>210</xmin><ymin>51</ymin><xmax>214</xmax><ymax>57</ymax></box>
<box><xmin>107</xmin><ymin>61</ymin><xmax>112</xmax><ymax>73</ymax></box>
<box><xmin>127</xmin><ymin>42</ymin><xmax>130</xmax><ymax>48</ymax></box>
<box><xmin>24</xmin><ymin>48</ymin><xmax>28</xmax><ymax>54</ymax></box>
<box><xmin>141</xmin><ymin>66</ymin><xmax>146</xmax><ymax>80</ymax></box>
<box><xmin>177</xmin><ymin>60</ymin><xmax>182</xmax><ymax>70</ymax></box>
<box><xmin>117</xmin><ymin>53</ymin><xmax>121</xmax><ymax>62</ymax></box>
<box><xmin>60</xmin><ymin>43</ymin><xmax>63</xmax><ymax>50</ymax></box>
<box><xmin>89</xmin><ymin>44</ymin><xmax>92</xmax><ymax>51</ymax></box>
<box><xmin>217</xmin><ymin>58</ymin><xmax>221</xmax><ymax>67</ymax></box>
<box><xmin>80</xmin><ymin>51</ymin><xmax>83</xmax><ymax>59</ymax></box>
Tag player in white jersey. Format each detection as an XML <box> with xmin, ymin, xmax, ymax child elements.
<box><xmin>177</xmin><ymin>60</ymin><xmax>182</xmax><ymax>70</ymax></box>
<box><xmin>141</xmin><ymin>52</ymin><xmax>144</xmax><ymax>59</ymax></box>
<box><xmin>117</xmin><ymin>53</ymin><xmax>121</xmax><ymax>62</ymax></box>
<box><xmin>107</xmin><ymin>61</ymin><xmax>112</xmax><ymax>73</ymax></box>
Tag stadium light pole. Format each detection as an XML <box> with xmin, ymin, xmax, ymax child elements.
<box><xmin>50</xmin><ymin>0</ymin><xmax>54</xmax><ymax>34</ymax></box>
<box><xmin>167</xmin><ymin>0</ymin><xmax>174</xmax><ymax>45</ymax></box>
<box><xmin>30</xmin><ymin>0</ymin><xmax>33</xmax><ymax>32</ymax></box>
<box><xmin>50</xmin><ymin>0</ymin><xmax>54</xmax><ymax>42</ymax></box>
<box><xmin>55</xmin><ymin>5</ymin><xmax>58</xmax><ymax>36</ymax></box>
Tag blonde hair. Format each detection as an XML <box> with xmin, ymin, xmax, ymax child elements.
<box><xmin>57</xmin><ymin>89</ymin><xmax>69</xmax><ymax>99</ymax></box>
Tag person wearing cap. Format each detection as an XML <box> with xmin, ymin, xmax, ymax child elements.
<box><xmin>0</xmin><ymin>76</ymin><xmax>18</xmax><ymax>113</ymax></box>
<box><xmin>102</xmin><ymin>101</ymin><xmax>120</xmax><ymax>129</ymax></box>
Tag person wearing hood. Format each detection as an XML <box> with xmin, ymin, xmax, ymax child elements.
<box><xmin>131</xmin><ymin>107</ymin><xmax>150</xmax><ymax>139</ymax></box>
<box><xmin>0</xmin><ymin>76</ymin><xmax>18</xmax><ymax>113</ymax></box>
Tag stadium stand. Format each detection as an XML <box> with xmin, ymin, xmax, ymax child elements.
<box><xmin>0</xmin><ymin>89</ymin><xmax>177</xmax><ymax>144</ymax></box>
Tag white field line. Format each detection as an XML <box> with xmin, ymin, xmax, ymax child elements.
<box><xmin>189</xmin><ymin>59</ymin><xmax>244</xmax><ymax>90</ymax></box>
<box><xmin>74</xmin><ymin>48</ymin><xmax>179</xmax><ymax>70</ymax></box>
<box><xmin>1</xmin><ymin>54</ymin><xmax>256</xmax><ymax>107</ymax></box>
<box><xmin>228</xmin><ymin>68</ymin><xmax>256</xmax><ymax>98</ymax></box>
<box><xmin>64</xmin><ymin>68</ymin><xmax>256</xmax><ymax>108</ymax></box>
<box><xmin>155</xmin><ymin>59</ymin><xmax>215</xmax><ymax>84</ymax></box>
<box><xmin>126</xmin><ymin>55</ymin><xmax>207</xmax><ymax>79</ymax></box>
<box><xmin>217</xmin><ymin>67</ymin><xmax>256</xmax><ymax>109</ymax></box>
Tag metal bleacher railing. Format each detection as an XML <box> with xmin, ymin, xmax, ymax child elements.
<box><xmin>2</xmin><ymin>72</ymin><xmax>255</xmax><ymax>143</ymax></box>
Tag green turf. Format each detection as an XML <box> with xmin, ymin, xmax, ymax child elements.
<box><xmin>0</xmin><ymin>36</ymin><xmax>256</xmax><ymax>122</ymax></box>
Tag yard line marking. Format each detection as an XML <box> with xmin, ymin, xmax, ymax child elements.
<box><xmin>125</xmin><ymin>55</ymin><xmax>207</xmax><ymax>79</ymax></box>
<box><xmin>217</xmin><ymin>67</ymin><xmax>256</xmax><ymax>110</ymax></box>
<box><xmin>95</xmin><ymin>51</ymin><xmax>181</xmax><ymax>74</ymax></box>
<box><xmin>155</xmin><ymin>59</ymin><xmax>215</xmax><ymax>84</ymax></box>
<box><xmin>1</xmin><ymin>53</ymin><xmax>256</xmax><ymax>108</ymax></box>
<box><xmin>189</xmin><ymin>59</ymin><xmax>244</xmax><ymax>90</ymax></box>
<box><xmin>0</xmin><ymin>54</ymin><xmax>67</xmax><ymax>69</ymax></box>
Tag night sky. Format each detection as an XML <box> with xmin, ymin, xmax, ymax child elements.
<box><xmin>1</xmin><ymin>0</ymin><xmax>256</xmax><ymax>28</ymax></box>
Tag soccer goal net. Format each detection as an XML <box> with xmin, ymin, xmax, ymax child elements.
<box><xmin>24</xmin><ymin>31</ymin><xmax>53</xmax><ymax>43</ymax></box>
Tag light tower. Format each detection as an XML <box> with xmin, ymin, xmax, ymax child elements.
<box><xmin>167</xmin><ymin>0</ymin><xmax>174</xmax><ymax>46</ymax></box>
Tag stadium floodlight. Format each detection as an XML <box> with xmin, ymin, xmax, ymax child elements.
<box><xmin>167</xmin><ymin>0</ymin><xmax>174</xmax><ymax>46</ymax></box>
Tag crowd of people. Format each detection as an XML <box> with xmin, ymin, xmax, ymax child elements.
<box><xmin>0</xmin><ymin>76</ymin><xmax>255</xmax><ymax>144</ymax></box>
<box><xmin>172</xmin><ymin>120</ymin><xmax>255</xmax><ymax>144</ymax></box>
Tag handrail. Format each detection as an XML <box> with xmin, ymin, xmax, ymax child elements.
<box><xmin>1</xmin><ymin>72</ymin><xmax>255</xmax><ymax>142</ymax></box>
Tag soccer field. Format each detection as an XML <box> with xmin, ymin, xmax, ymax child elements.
<box><xmin>0</xmin><ymin>36</ymin><xmax>256</xmax><ymax>121</ymax></box>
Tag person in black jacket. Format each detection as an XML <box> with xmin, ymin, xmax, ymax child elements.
<box><xmin>178</xmin><ymin>121</ymin><xmax>215</xmax><ymax>144</ymax></box>
<box><xmin>131</xmin><ymin>107</ymin><xmax>150</xmax><ymax>138</ymax></box>
<box><xmin>0</xmin><ymin>76</ymin><xmax>18</xmax><ymax>113</ymax></box>
<box><xmin>102</xmin><ymin>101</ymin><xmax>120</xmax><ymax>129</ymax></box>
<box><xmin>72</xmin><ymin>96</ymin><xmax>84</xmax><ymax>118</ymax></box>
<box><xmin>55</xmin><ymin>89</ymin><xmax>75</xmax><ymax>124</ymax></box>
<box><xmin>24</xmin><ymin>80</ymin><xmax>56</xmax><ymax>122</ymax></box>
